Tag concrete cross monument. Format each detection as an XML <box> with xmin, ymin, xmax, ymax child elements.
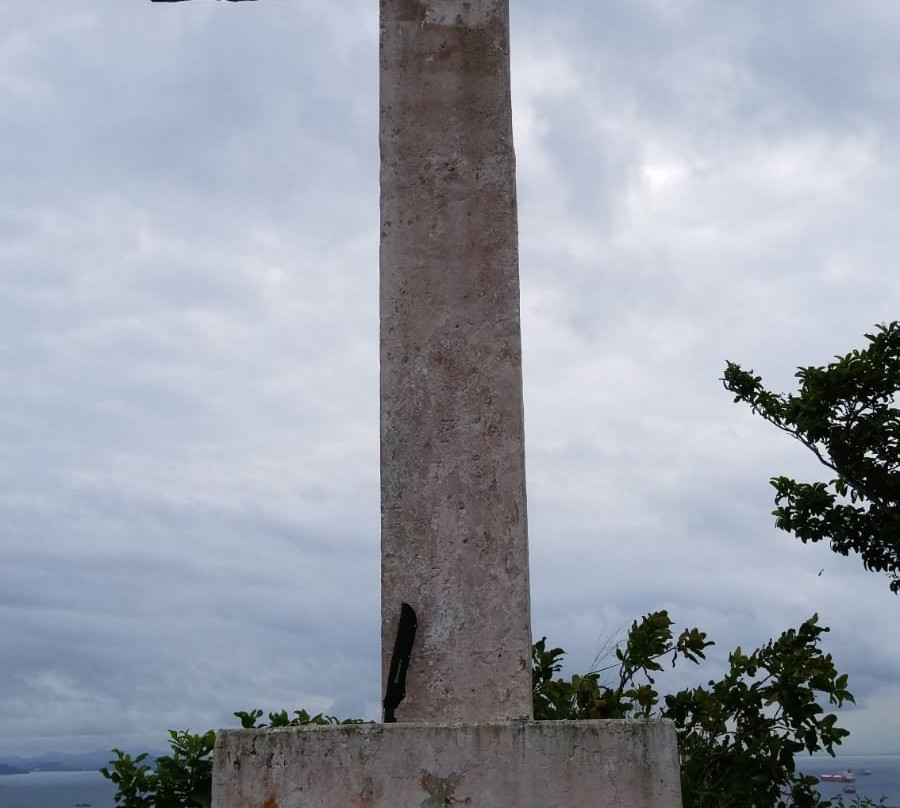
<box><xmin>151</xmin><ymin>1</ymin><xmax>683</xmax><ymax>805</ymax></box>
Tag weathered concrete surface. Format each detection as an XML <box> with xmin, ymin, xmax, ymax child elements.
<box><xmin>213</xmin><ymin>720</ymin><xmax>684</xmax><ymax>808</ymax></box>
<box><xmin>380</xmin><ymin>0</ymin><xmax>532</xmax><ymax>723</ymax></box>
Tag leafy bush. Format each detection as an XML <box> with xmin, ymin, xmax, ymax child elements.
<box><xmin>534</xmin><ymin>612</ymin><xmax>860</xmax><ymax>808</ymax></box>
<box><xmin>101</xmin><ymin>730</ymin><xmax>214</xmax><ymax>808</ymax></box>
<box><xmin>106</xmin><ymin>615</ymin><xmax>867</xmax><ymax>808</ymax></box>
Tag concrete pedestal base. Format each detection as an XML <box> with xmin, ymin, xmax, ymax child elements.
<box><xmin>212</xmin><ymin>719</ymin><xmax>683</xmax><ymax>808</ymax></box>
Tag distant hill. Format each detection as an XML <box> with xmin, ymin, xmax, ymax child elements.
<box><xmin>0</xmin><ymin>749</ymin><xmax>159</xmax><ymax>773</ymax></box>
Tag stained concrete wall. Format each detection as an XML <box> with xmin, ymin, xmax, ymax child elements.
<box><xmin>213</xmin><ymin>720</ymin><xmax>683</xmax><ymax>808</ymax></box>
<box><xmin>379</xmin><ymin>0</ymin><xmax>532</xmax><ymax>723</ymax></box>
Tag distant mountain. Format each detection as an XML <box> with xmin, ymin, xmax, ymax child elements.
<box><xmin>0</xmin><ymin>749</ymin><xmax>159</xmax><ymax>773</ymax></box>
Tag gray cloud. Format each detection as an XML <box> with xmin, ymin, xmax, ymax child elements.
<box><xmin>1</xmin><ymin>0</ymin><xmax>897</xmax><ymax>758</ymax></box>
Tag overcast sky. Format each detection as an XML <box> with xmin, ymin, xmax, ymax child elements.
<box><xmin>1</xmin><ymin>0</ymin><xmax>899</xmax><ymax>760</ymax></box>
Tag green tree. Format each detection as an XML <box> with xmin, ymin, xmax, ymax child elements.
<box><xmin>102</xmin><ymin>731</ymin><xmax>215</xmax><ymax>808</ymax></box>
<box><xmin>723</xmin><ymin>322</ymin><xmax>900</xmax><ymax>592</ymax></box>
<box><xmin>152</xmin><ymin>730</ymin><xmax>216</xmax><ymax>808</ymax></box>
<box><xmin>107</xmin><ymin>617</ymin><xmax>866</xmax><ymax>808</ymax></box>
<box><xmin>533</xmin><ymin>612</ymin><xmax>855</xmax><ymax>808</ymax></box>
<box><xmin>101</xmin><ymin>750</ymin><xmax>156</xmax><ymax>808</ymax></box>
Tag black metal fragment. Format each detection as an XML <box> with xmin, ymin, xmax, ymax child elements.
<box><xmin>383</xmin><ymin>602</ymin><xmax>417</xmax><ymax>723</ymax></box>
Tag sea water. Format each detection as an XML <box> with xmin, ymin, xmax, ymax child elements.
<box><xmin>801</xmin><ymin>754</ymin><xmax>900</xmax><ymax>806</ymax></box>
<box><xmin>0</xmin><ymin>771</ymin><xmax>115</xmax><ymax>808</ymax></box>
<box><xmin>0</xmin><ymin>753</ymin><xmax>897</xmax><ymax>807</ymax></box>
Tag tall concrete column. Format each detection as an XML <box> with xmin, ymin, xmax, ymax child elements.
<box><xmin>152</xmin><ymin>3</ymin><xmax>685</xmax><ymax>805</ymax></box>
<box><xmin>379</xmin><ymin>0</ymin><xmax>533</xmax><ymax>722</ymax></box>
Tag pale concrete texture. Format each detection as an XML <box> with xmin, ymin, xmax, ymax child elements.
<box><xmin>380</xmin><ymin>0</ymin><xmax>532</xmax><ymax>724</ymax></box>
<box><xmin>160</xmin><ymin>0</ymin><xmax>683</xmax><ymax>804</ymax></box>
<box><xmin>213</xmin><ymin>720</ymin><xmax>684</xmax><ymax>808</ymax></box>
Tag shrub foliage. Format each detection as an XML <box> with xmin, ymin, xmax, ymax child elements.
<box><xmin>724</xmin><ymin>322</ymin><xmax>900</xmax><ymax>592</ymax></box>
<box><xmin>105</xmin><ymin>614</ymin><xmax>868</xmax><ymax>808</ymax></box>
